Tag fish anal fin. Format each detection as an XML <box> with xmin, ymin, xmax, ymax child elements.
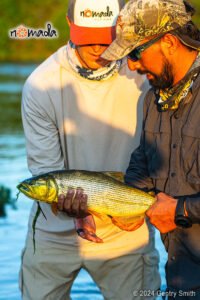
<box><xmin>51</xmin><ymin>202</ymin><xmax>58</xmax><ymax>215</ymax></box>
<box><xmin>103</xmin><ymin>172</ymin><xmax>124</xmax><ymax>183</ymax></box>
<box><xmin>111</xmin><ymin>216</ymin><xmax>144</xmax><ymax>231</ymax></box>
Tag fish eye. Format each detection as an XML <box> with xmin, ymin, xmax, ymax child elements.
<box><xmin>22</xmin><ymin>185</ymin><xmax>30</xmax><ymax>191</ymax></box>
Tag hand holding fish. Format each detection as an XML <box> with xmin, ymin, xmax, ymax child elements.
<box><xmin>146</xmin><ymin>192</ymin><xmax>177</xmax><ymax>233</ymax></box>
<box><xmin>57</xmin><ymin>189</ymin><xmax>103</xmax><ymax>243</ymax></box>
<box><xmin>57</xmin><ymin>188</ymin><xmax>88</xmax><ymax>218</ymax></box>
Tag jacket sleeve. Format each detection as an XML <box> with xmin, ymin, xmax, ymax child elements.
<box><xmin>125</xmin><ymin>91</ymin><xmax>154</xmax><ymax>192</ymax></box>
<box><xmin>185</xmin><ymin>195</ymin><xmax>200</xmax><ymax>223</ymax></box>
<box><xmin>21</xmin><ymin>79</ymin><xmax>65</xmax><ymax>176</ymax></box>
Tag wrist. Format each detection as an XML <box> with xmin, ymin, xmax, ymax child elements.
<box><xmin>174</xmin><ymin>197</ymin><xmax>192</xmax><ymax>228</ymax></box>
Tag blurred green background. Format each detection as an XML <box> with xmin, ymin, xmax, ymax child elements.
<box><xmin>192</xmin><ymin>0</ymin><xmax>200</xmax><ymax>25</ymax></box>
<box><xmin>1</xmin><ymin>0</ymin><xmax>69</xmax><ymax>62</ymax></box>
<box><xmin>1</xmin><ymin>0</ymin><xmax>200</xmax><ymax>63</ymax></box>
<box><xmin>0</xmin><ymin>1</ymin><xmax>199</xmax><ymax>298</ymax></box>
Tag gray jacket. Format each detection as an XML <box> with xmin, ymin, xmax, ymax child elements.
<box><xmin>125</xmin><ymin>74</ymin><xmax>200</xmax><ymax>292</ymax></box>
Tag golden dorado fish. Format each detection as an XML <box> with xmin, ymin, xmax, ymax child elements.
<box><xmin>17</xmin><ymin>170</ymin><xmax>155</xmax><ymax>231</ymax></box>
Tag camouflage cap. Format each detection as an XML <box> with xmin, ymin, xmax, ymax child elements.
<box><xmin>101</xmin><ymin>0</ymin><xmax>192</xmax><ymax>60</ymax></box>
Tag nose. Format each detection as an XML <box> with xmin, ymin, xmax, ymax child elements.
<box><xmin>92</xmin><ymin>45</ymin><xmax>102</xmax><ymax>53</ymax></box>
<box><xmin>127</xmin><ymin>58</ymin><xmax>141</xmax><ymax>71</ymax></box>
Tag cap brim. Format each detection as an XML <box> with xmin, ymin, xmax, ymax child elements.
<box><xmin>101</xmin><ymin>35</ymin><xmax>140</xmax><ymax>61</ymax></box>
<box><xmin>175</xmin><ymin>33</ymin><xmax>200</xmax><ymax>51</ymax></box>
<box><xmin>70</xmin><ymin>22</ymin><xmax>116</xmax><ymax>45</ymax></box>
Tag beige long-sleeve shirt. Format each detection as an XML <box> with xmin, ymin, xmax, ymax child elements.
<box><xmin>22</xmin><ymin>45</ymin><xmax>155</xmax><ymax>259</ymax></box>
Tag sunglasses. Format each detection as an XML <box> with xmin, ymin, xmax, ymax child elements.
<box><xmin>127</xmin><ymin>34</ymin><xmax>164</xmax><ymax>61</ymax></box>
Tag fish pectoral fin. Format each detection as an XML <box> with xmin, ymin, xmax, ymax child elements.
<box><xmin>88</xmin><ymin>209</ymin><xmax>105</xmax><ymax>220</ymax></box>
<box><xmin>51</xmin><ymin>202</ymin><xmax>58</xmax><ymax>215</ymax></box>
<box><xmin>74</xmin><ymin>216</ymin><xmax>103</xmax><ymax>243</ymax></box>
<box><xmin>102</xmin><ymin>172</ymin><xmax>124</xmax><ymax>183</ymax></box>
<box><xmin>111</xmin><ymin>215</ymin><xmax>144</xmax><ymax>231</ymax></box>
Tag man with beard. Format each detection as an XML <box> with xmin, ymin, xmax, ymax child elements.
<box><xmin>101</xmin><ymin>0</ymin><xmax>200</xmax><ymax>298</ymax></box>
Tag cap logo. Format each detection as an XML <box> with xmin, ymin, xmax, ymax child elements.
<box><xmin>80</xmin><ymin>6</ymin><xmax>113</xmax><ymax>18</ymax></box>
<box><xmin>74</xmin><ymin>0</ymin><xmax>120</xmax><ymax>28</ymax></box>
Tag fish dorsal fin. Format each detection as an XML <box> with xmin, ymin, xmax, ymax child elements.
<box><xmin>102</xmin><ymin>172</ymin><xmax>124</xmax><ymax>183</ymax></box>
<box><xmin>111</xmin><ymin>215</ymin><xmax>144</xmax><ymax>231</ymax></box>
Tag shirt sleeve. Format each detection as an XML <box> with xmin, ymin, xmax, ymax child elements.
<box><xmin>125</xmin><ymin>91</ymin><xmax>154</xmax><ymax>192</ymax></box>
<box><xmin>185</xmin><ymin>195</ymin><xmax>200</xmax><ymax>223</ymax></box>
<box><xmin>21</xmin><ymin>79</ymin><xmax>65</xmax><ymax>176</ymax></box>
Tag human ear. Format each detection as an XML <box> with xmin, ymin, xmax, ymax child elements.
<box><xmin>161</xmin><ymin>33</ymin><xmax>179</xmax><ymax>55</ymax></box>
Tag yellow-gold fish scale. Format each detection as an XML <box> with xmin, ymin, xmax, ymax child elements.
<box><xmin>18</xmin><ymin>170</ymin><xmax>155</xmax><ymax>218</ymax></box>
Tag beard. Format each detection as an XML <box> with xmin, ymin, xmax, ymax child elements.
<box><xmin>138</xmin><ymin>56</ymin><xmax>174</xmax><ymax>89</ymax></box>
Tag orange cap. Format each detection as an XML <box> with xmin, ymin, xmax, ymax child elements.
<box><xmin>67</xmin><ymin>0</ymin><xmax>125</xmax><ymax>45</ymax></box>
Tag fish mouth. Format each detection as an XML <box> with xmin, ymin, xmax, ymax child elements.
<box><xmin>17</xmin><ymin>183</ymin><xmax>32</xmax><ymax>196</ymax></box>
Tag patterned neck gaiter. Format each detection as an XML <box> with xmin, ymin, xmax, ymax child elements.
<box><xmin>157</xmin><ymin>52</ymin><xmax>200</xmax><ymax>112</ymax></box>
<box><xmin>66</xmin><ymin>41</ymin><xmax>122</xmax><ymax>81</ymax></box>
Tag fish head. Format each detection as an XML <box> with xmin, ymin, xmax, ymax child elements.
<box><xmin>17</xmin><ymin>173</ymin><xmax>57</xmax><ymax>202</ymax></box>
